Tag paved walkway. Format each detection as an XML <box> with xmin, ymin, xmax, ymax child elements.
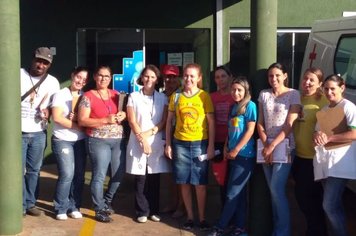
<box><xmin>20</xmin><ymin>164</ymin><xmax>356</xmax><ymax>236</ymax></box>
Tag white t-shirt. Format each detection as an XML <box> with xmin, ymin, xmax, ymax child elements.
<box><xmin>258</xmin><ymin>88</ymin><xmax>301</xmax><ymax>149</ymax></box>
<box><xmin>314</xmin><ymin>99</ymin><xmax>356</xmax><ymax>180</ymax></box>
<box><xmin>51</xmin><ymin>87</ymin><xmax>86</xmax><ymax>141</ymax></box>
<box><xmin>21</xmin><ymin>68</ymin><xmax>60</xmax><ymax>132</ymax></box>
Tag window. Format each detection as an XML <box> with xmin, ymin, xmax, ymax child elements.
<box><xmin>335</xmin><ymin>35</ymin><xmax>356</xmax><ymax>88</ymax></box>
<box><xmin>230</xmin><ymin>29</ymin><xmax>310</xmax><ymax>88</ymax></box>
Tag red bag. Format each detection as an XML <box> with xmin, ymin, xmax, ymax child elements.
<box><xmin>212</xmin><ymin>159</ymin><xmax>228</xmax><ymax>186</ymax></box>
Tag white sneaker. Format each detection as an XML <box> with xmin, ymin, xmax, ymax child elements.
<box><xmin>150</xmin><ymin>215</ymin><xmax>161</xmax><ymax>222</ymax></box>
<box><xmin>137</xmin><ymin>216</ymin><xmax>147</xmax><ymax>223</ymax></box>
<box><xmin>68</xmin><ymin>211</ymin><xmax>82</xmax><ymax>219</ymax></box>
<box><xmin>56</xmin><ymin>213</ymin><xmax>68</xmax><ymax>220</ymax></box>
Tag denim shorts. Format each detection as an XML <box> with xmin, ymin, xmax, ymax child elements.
<box><xmin>172</xmin><ymin>138</ymin><xmax>209</xmax><ymax>185</ymax></box>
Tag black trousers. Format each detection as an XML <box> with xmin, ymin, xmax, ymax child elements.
<box><xmin>292</xmin><ymin>156</ymin><xmax>328</xmax><ymax>236</ymax></box>
<box><xmin>135</xmin><ymin>172</ymin><xmax>160</xmax><ymax>217</ymax></box>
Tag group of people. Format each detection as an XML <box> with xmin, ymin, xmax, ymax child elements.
<box><xmin>21</xmin><ymin>47</ymin><xmax>356</xmax><ymax>236</ymax></box>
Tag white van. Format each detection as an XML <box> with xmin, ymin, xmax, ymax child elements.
<box><xmin>300</xmin><ymin>15</ymin><xmax>356</xmax><ymax>191</ymax></box>
<box><xmin>300</xmin><ymin>15</ymin><xmax>356</xmax><ymax>102</ymax></box>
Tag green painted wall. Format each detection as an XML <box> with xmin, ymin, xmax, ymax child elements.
<box><xmin>222</xmin><ymin>0</ymin><xmax>356</xmax><ymax>64</ymax></box>
<box><xmin>20</xmin><ymin>0</ymin><xmax>356</xmax><ymax>77</ymax></box>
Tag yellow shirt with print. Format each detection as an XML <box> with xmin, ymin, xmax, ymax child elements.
<box><xmin>168</xmin><ymin>90</ymin><xmax>214</xmax><ymax>141</ymax></box>
<box><xmin>293</xmin><ymin>94</ymin><xmax>328</xmax><ymax>159</ymax></box>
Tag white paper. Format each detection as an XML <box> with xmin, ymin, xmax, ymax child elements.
<box><xmin>198</xmin><ymin>150</ymin><xmax>221</xmax><ymax>162</ymax></box>
<box><xmin>256</xmin><ymin>139</ymin><xmax>290</xmax><ymax>163</ymax></box>
<box><xmin>167</xmin><ymin>53</ymin><xmax>182</xmax><ymax>66</ymax></box>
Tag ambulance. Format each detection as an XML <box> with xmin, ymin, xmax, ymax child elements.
<box><xmin>300</xmin><ymin>15</ymin><xmax>356</xmax><ymax>102</ymax></box>
<box><xmin>300</xmin><ymin>15</ymin><xmax>356</xmax><ymax>191</ymax></box>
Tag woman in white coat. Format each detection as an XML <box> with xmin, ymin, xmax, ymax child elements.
<box><xmin>126</xmin><ymin>64</ymin><xmax>170</xmax><ymax>223</ymax></box>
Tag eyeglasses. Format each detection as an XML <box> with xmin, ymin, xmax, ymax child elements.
<box><xmin>97</xmin><ymin>74</ymin><xmax>111</xmax><ymax>80</ymax></box>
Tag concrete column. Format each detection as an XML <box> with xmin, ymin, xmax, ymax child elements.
<box><xmin>0</xmin><ymin>0</ymin><xmax>22</xmax><ymax>235</ymax></box>
<box><xmin>249</xmin><ymin>0</ymin><xmax>277</xmax><ymax>235</ymax></box>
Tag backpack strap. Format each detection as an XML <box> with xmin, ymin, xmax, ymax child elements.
<box><xmin>118</xmin><ymin>92</ymin><xmax>128</xmax><ymax>112</ymax></box>
<box><xmin>21</xmin><ymin>72</ymin><xmax>48</xmax><ymax>102</ymax></box>
<box><xmin>174</xmin><ymin>91</ymin><xmax>180</xmax><ymax>110</ymax></box>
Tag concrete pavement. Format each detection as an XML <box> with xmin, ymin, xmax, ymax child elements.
<box><xmin>20</xmin><ymin>163</ymin><xmax>356</xmax><ymax>236</ymax></box>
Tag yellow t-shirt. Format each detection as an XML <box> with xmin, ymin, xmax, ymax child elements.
<box><xmin>168</xmin><ymin>90</ymin><xmax>214</xmax><ymax>141</ymax></box>
<box><xmin>293</xmin><ymin>94</ymin><xmax>328</xmax><ymax>159</ymax></box>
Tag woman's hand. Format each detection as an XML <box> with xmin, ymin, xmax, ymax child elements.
<box><xmin>140</xmin><ymin>138</ymin><xmax>152</xmax><ymax>156</ymax></box>
<box><xmin>165</xmin><ymin>145</ymin><xmax>172</xmax><ymax>159</ymax></box>
<box><xmin>313</xmin><ymin>131</ymin><xmax>329</xmax><ymax>146</ymax></box>
<box><xmin>207</xmin><ymin>144</ymin><xmax>215</xmax><ymax>160</ymax></box>
<box><xmin>262</xmin><ymin>143</ymin><xmax>275</xmax><ymax>164</ymax></box>
<box><xmin>226</xmin><ymin>148</ymin><xmax>239</xmax><ymax>160</ymax></box>
<box><xmin>115</xmin><ymin>111</ymin><xmax>126</xmax><ymax>124</ymax></box>
<box><xmin>68</xmin><ymin>112</ymin><xmax>78</xmax><ymax>121</ymax></box>
<box><xmin>223</xmin><ymin>145</ymin><xmax>229</xmax><ymax>160</ymax></box>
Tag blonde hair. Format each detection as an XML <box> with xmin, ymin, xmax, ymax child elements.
<box><xmin>231</xmin><ymin>76</ymin><xmax>251</xmax><ymax>116</ymax></box>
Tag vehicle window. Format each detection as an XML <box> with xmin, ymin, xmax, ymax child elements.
<box><xmin>335</xmin><ymin>35</ymin><xmax>356</xmax><ymax>88</ymax></box>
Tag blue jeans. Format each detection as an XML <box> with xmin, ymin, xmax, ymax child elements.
<box><xmin>87</xmin><ymin>137</ymin><xmax>126</xmax><ymax>211</ymax></box>
<box><xmin>322</xmin><ymin>177</ymin><xmax>348</xmax><ymax>236</ymax></box>
<box><xmin>262</xmin><ymin>151</ymin><xmax>294</xmax><ymax>236</ymax></box>
<box><xmin>52</xmin><ymin>136</ymin><xmax>87</xmax><ymax>214</ymax></box>
<box><xmin>216</xmin><ymin>156</ymin><xmax>255</xmax><ymax>230</ymax></box>
<box><xmin>22</xmin><ymin>131</ymin><xmax>47</xmax><ymax>211</ymax></box>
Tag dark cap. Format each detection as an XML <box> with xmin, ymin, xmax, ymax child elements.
<box><xmin>161</xmin><ymin>64</ymin><xmax>179</xmax><ymax>76</ymax></box>
<box><xmin>34</xmin><ymin>47</ymin><xmax>53</xmax><ymax>63</ymax></box>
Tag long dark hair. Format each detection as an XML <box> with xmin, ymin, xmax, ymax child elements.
<box><xmin>268</xmin><ymin>62</ymin><xmax>289</xmax><ymax>86</ymax></box>
<box><xmin>137</xmin><ymin>64</ymin><xmax>163</xmax><ymax>90</ymax></box>
<box><xmin>214</xmin><ymin>65</ymin><xmax>232</xmax><ymax>77</ymax></box>
<box><xmin>322</xmin><ymin>74</ymin><xmax>345</xmax><ymax>97</ymax></box>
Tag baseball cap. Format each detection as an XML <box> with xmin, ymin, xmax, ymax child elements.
<box><xmin>161</xmin><ymin>64</ymin><xmax>179</xmax><ymax>76</ymax></box>
<box><xmin>34</xmin><ymin>47</ymin><xmax>53</xmax><ymax>63</ymax></box>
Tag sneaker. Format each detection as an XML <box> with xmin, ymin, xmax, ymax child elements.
<box><xmin>207</xmin><ymin>227</ymin><xmax>224</xmax><ymax>236</ymax></box>
<box><xmin>26</xmin><ymin>206</ymin><xmax>42</xmax><ymax>216</ymax></box>
<box><xmin>199</xmin><ymin>220</ymin><xmax>211</xmax><ymax>231</ymax></box>
<box><xmin>95</xmin><ymin>210</ymin><xmax>113</xmax><ymax>223</ymax></box>
<box><xmin>183</xmin><ymin>219</ymin><xmax>194</xmax><ymax>230</ymax></box>
<box><xmin>104</xmin><ymin>202</ymin><xmax>114</xmax><ymax>215</ymax></box>
<box><xmin>230</xmin><ymin>227</ymin><xmax>246</xmax><ymax>236</ymax></box>
<box><xmin>56</xmin><ymin>213</ymin><xmax>68</xmax><ymax>220</ymax></box>
<box><xmin>150</xmin><ymin>215</ymin><xmax>161</xmax><ymax>222</ymax></box>
<box><xmin>68</xmin><ymin>211</ymin><xmax>82</xmax><ymax>219</ymax></box>
<box><xmin>137</xmin><ymin>216</ymin><xmax>147</xmax><ymax>223</ymax></box>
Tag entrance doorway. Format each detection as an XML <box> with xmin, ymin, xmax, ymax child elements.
<box><xmin>77</xmin><ymin>28</ymin><xmax>210</xmax><ymax>93</ymax></box>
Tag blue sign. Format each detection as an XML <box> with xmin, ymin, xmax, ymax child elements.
<box><xmin>113</xmin><ymin>50</ymin><xmax>143</xmax><ymax>93</ymax></box>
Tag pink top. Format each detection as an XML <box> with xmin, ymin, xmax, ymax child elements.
<box><xmin>210</xmin><ymin>91</ymin><xmax>235</xmax><ymax>143</ymax></box>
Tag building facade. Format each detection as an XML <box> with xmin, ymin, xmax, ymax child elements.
<box><xmin>20</xmin><ymin>0</ymin><xmax>356</xmax><ymax>90</ymax></box>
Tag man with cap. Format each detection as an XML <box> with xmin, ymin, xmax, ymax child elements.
<box><xmin>160</xmin><ymin>64</ymin><xmax>186</xmax><ymax>218</ymax></box>
<box><xmin>161</xmin><ymin>64</ymin><xmax>180</xmax><ymax>97</ymax></box>
<box><xmin>21</xmin><ymin>47</ymin><xmax>60</xmax><ymax>216</ymax></box>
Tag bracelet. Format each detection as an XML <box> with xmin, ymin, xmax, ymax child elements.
<box><xmin>136</xmin><ymin>132</ymin><xmax>143</xmax><ymax>142</ymax></box>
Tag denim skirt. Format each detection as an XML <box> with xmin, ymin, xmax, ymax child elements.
<box><xmin>172</xmin><ymin>138</ymin><xmax>209</xmax><ymax>185</ymax></box>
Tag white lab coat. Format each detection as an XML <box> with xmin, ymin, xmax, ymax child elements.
<box><xmin>126</xmin><ymin>90</ymin><xmax>171</xmax><ymax>175</ymax></box>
